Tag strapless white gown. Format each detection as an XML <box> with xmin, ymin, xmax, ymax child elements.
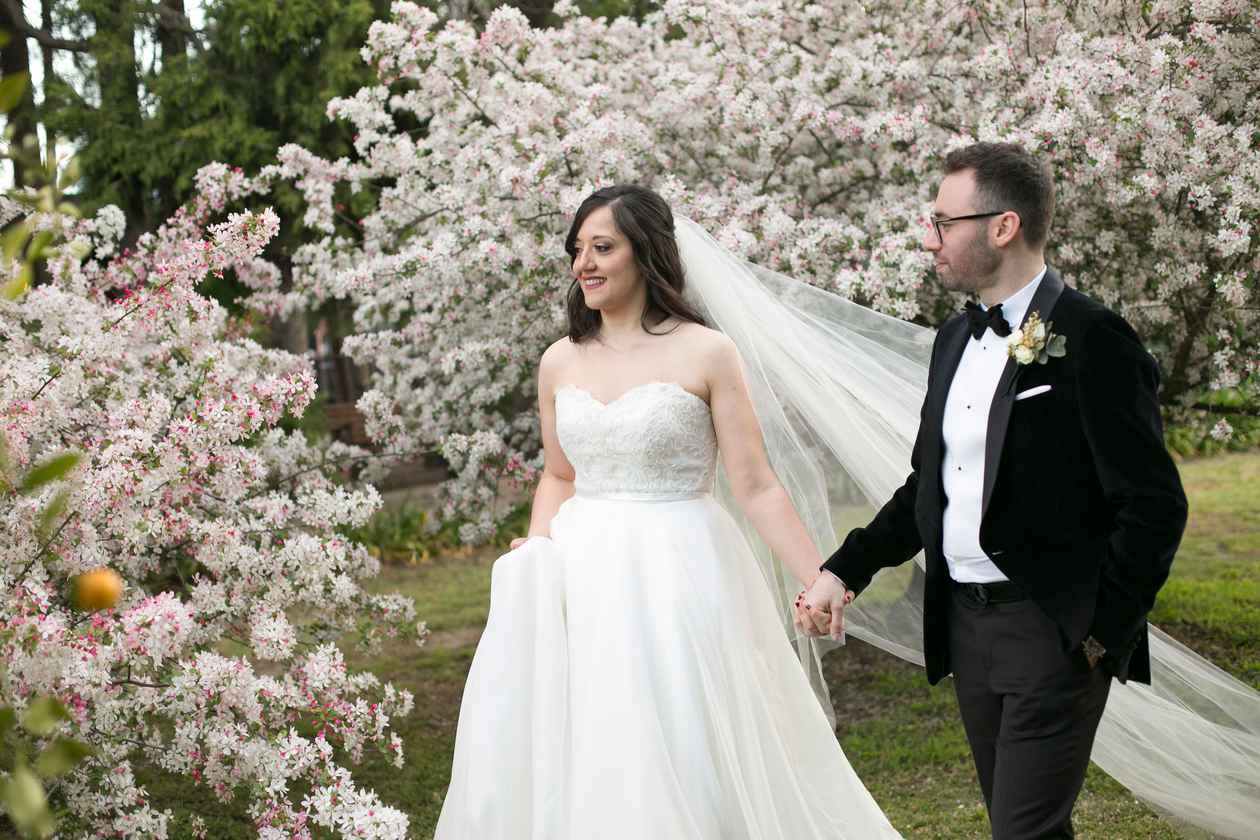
<box><xmin>434</xmin><ymin>381</ymin><xmax>901</xmax><ymax>839</ymax></box>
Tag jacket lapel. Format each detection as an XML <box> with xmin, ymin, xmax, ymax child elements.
<box><xmin>927</xmin><ymin>315</ymin><xmax>970</xmax><ymax>453</ymax></box>
<box><xmin>980</xmin><ymin>267</ymin><xmax>1066</xmax><ymax>519</ymax></box>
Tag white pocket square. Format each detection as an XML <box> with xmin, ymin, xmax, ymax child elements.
<box><xmin>1014</xmin><ymin>384</ymin><xmax>1052</xmax><ymax>401</ymax></box>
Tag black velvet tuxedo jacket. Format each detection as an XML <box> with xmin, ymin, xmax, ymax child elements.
<box><xmin>823</xmin><ymin>268</ymin><xmax>1188</xmax><ymax>685</ymax></box>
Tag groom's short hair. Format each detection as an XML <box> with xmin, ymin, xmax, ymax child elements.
<box><xmin>944</xmin><ymin>143</ymin><xmax>1055</xmax><ymax>247</ymax></box>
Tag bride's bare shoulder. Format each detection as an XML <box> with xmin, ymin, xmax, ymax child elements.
<box><xmin>674</xmin><ymin>321</ymin><xmax>736</xmax><ymax>357</ymax></box>
<box><xmin>541</xmin><ymin>335</ymin><xmax>576</xmax><ymax>361</ymax></box>
<box><xmin>538</xmin><ymin>336</ymin><xmax>578</xmax><ymax>383</ymax></box>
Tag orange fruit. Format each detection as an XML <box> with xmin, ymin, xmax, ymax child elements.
<box><xmin>72</xmin><ymin>567</ymin><xmax>124</xmax><ymax>612</ymax></box>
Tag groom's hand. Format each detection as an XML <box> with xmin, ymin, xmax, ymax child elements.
<box><xmin>798</xmin><ymin>572</ymin><xmax>853</xmax><ymax>641</ymax></box>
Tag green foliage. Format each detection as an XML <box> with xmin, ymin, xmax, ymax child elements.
<box><xmin>141</xmin><ymin>0</ymin><xmax>379</xmax><ymax>206</ymax></box>
<box><xmin>0</xmin><ymin>71</ymin><xmax>28</xmax><ymax>113</ymax></box>
<box><xmin>573</xmin><ymin>0</ymin><xmax>660</xmax><ymax>21</ymax></box>
<box><xmin>0</xmin><ymin>70</ymin><xmax>82</xmax><ymax>303</ymax></box>
<box><xmin>19</xmin><ymin>452</ymin><xmax>81</xmax><ymax>494</ymax></box>
<box><xmin>345</xmin><ymin>500</ymin><xmax>530</xmax><ymax>565</ymax></box>
<box><xmin>0</xmin><ymin>384</ymin><xmax>91</xmax><ymax>839</ymax></box>
<box><xmin>38</xmin><ymin>0</ymin><xmax>388</xmax><ymax>310</ymax></box>
<box><xmin>1165</xmin><ymin>388</ymin><xmax>1260</xmax><ymax>458</ymax></box>
<box><xmin>0</xmin><ymin>696</ymin><xmax>93</xmax><ymax>839</ymax></box>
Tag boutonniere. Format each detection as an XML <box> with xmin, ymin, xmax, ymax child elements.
<box><xmin>1006</xmin><ymin>311</ymin><xmax>1066</xmax><ymax>366</ymax></box>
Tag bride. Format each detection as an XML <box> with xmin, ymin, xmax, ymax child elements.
<box><xmin>433</xmin><ymin>184</ymin><xmax>902</xmax><ymax>838</ymax></box>
<box><xmin>435</xmin><ymin>184</ymin><xmax>1260</xmax><ymax>839</ymax></box>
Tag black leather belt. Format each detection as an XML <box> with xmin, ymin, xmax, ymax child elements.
<box><xmin>952</xmin><ymin>579</ymin><xmax>1027</xmax><ymax>606</ymax></box>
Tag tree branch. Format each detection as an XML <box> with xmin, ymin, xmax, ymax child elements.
<box><xmin>1</xmin><ymin>0</ymin><xmax>91</xmax><ymax>52</ymax></box>
<box><xmin>17</xmin><ymin>509</ymin><xmax>79</xmax><ymax>583</ymax></box>
<box><xmin>1021</xmin><ymin>0</ymin><xmax>1034</xmax><ymax>60</ymax></box>
<box><xmin>1189</xmin><ymin>401</ymin><xmax>1260</xmax><ymax>418</ymax></box>
<box><xmin>152</xmin><ymin>4</ymin><xmax>197</xmax><ymax>37</ymax></box>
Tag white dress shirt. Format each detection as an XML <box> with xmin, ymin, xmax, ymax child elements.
<box><xmin>941</xmin><ymin>266</ymin><xmax>1046</xmax><ymax>583</ymax></box>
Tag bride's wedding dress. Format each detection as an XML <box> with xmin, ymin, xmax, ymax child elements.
<box><xmin>434</xmin><ymin>380</ymin><xmax>902</xmax><ymax>839</ymax></box>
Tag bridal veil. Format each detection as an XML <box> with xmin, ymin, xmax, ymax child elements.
<box><xmin>672</xmin><ymin>217</ymin><xmax>1260</xmax><ymax>839</ymax></box>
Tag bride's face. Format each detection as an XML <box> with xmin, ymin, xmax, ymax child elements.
<box><xmin>571</xmin><ymin>205</ymin><xmax>643</xmax><ymax>312</ymax></box>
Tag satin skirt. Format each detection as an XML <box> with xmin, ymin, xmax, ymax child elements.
<box><xmin>434</xmin><ymin>493</ymin><xmax>901</xmax><ymax>839</ymax></box>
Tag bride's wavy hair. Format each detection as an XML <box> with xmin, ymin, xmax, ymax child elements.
<box><xmin>564</xmin><ymin>185</ymin><xmax>707</xmax><ymax>343</ymax></box>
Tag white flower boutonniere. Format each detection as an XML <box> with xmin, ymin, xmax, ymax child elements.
<box><xmin>1007</xmin><ymin>311</ymin><xmax>1067</xmax><ymax>365</ymax></box>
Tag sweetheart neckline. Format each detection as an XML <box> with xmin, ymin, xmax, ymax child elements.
<box><xmin>556</xmin><ymin>381</ymin><xmax>710</xmax><ymax>410</ymax></box>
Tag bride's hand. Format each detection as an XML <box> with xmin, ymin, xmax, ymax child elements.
<box><xmin>509</xmin><ymin>537</ymin><xmax>529</xmax><ymax>550</ymax></box>
<box><xmin>800</xmin><ymin>573</ymin><xmax>853</xmax><ymax>641</ymax></box>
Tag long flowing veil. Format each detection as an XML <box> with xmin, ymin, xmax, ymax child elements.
<box><xmin>673</xmin><ymin>217</ymin><xmax>1260</xmax><ymax>839</ymax></box>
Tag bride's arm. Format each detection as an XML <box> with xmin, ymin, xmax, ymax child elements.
<box><xmin>522</xmin><ymin>342</ymin><xmax>576</xmax><ymax>541</ymax></box>
<box><xmin>707</xmin><ymin>334</ymin><xmax>822</xmax><ymax>587</ymax></box>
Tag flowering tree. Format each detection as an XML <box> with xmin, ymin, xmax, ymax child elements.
<box><xmin>1</xmin><ymin>164</ymin><xmax>422</xmax><ymax>838</ymax></box>
<box><xmin>1</xmin><ymin>1</ymin><xmax>1255</xmax><ymax>835</ymax></box>
<box><xmin>268</xmin><ymin>0</ymin><xmax>1258</xmax><ymax>541</ymax></box>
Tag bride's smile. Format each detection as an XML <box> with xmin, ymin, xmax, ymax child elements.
<box><xmin>571</xmin><ymin>204</ymin><xmax>642</xmax><ymax>312</ymax></box>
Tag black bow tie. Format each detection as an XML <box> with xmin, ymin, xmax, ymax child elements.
<box><xmin>964</xmin><ymin>301</ymin><xmax>1012</xmax><ymax>340</ymax></box>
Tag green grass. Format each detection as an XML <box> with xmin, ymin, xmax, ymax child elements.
<box><xmin>827</xmin><ymin>452</ymin><xmax>1260</xmax><ymax>838</ymax></box>
<box><xmin>117</xmin><ymin>553</ymin><xmax>498</xmax><ymax>840</ymax></box>
<box><xmin>1149</xmin><ymin>453</ymin><xmax>1260</xmax><ymax>687</ymax></box>
<box><xmin>101</xmin><ymin>453</ymin><xmax>1260</xmax><ymax>838</ymax></box>
<box><xmin>825</xmin><ymin>642</ymin><xmax>1183</xmax><ymax>838</ymax></box>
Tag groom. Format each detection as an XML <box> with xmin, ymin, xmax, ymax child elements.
<box><xmin>799</xmin><ymin>142</ymin><xmax>1188</xmax><ymax>839</ymax></box>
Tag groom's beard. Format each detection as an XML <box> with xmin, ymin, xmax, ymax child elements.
<box><xmin>936</xmin><ymin>229</ymin><xmax>1002</xmax><ymax>296</ymax></box>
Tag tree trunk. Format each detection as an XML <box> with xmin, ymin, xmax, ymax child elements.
<box><xmin>276</xmin><ymin>308</ymin><xmax>310</xmax><ymax>357</ymax></box>
<box><xmin>1</xmin><ymin>1</ymin><xmax>38</xmax><ymax>187</ymax></box>
<box><xmin>156</xmin><ymin>0</ymin><xmax>188</xmax><ymax>64</ymax></box>
<box><xmin>447</xmin><ymin>0</ymin><xmax>473</xmax><ymax>19</ymax></box>
<box><xmin>39</xmin><ymin>0</ymin><xmax>55</xmax><ymax>170</ymax></box>
<box><xmin>90</xmin><ymin>0</ymin><xmax>146</xmax><ymax>235</ymax></box>
<box><xmin>513</xmin><ymin>0</ymin><xmax>555</xmax><ymax>28</ymax></box>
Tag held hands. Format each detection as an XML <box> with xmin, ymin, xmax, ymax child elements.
<box><xmin>793</xmin><ymin>571</ymin><xmax>854</xmax><ymax>643</ymax></box>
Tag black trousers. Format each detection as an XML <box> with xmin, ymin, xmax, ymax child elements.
<box><xmin>948</xmin><ymin>584</ymin><xmax>1111</xmax><ymax>840</ymax></box>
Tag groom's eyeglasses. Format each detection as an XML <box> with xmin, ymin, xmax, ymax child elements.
<box><xmin>930</xmin><ymin>211</ymin><xmax>1006</xmax><ymax>244</ymax></box>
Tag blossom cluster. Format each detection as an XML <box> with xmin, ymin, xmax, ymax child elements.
<box><xmin>262</xmin><ymin>0</ymin><xmax>1257</xmax><ymax>537</ymax></box>
<box><xmin>1</xmin><ymin>165</ymin><xmax>420</xmax><ymax>837</ymax></box>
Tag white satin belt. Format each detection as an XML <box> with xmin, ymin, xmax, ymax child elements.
<box><xmin>574</xmin><ymin>489</ymin><xmax>711</xmax><ymax>502</ymax></box>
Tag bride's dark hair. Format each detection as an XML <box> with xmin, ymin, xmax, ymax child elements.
<box><xmin>564</xmin><ymin>184</ymin><xmax>707</xmax><ymax>343</ymax></box>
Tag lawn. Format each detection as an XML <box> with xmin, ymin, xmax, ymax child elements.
<box><xmin>116</xmin><ymin>453</ymin><xmax>1260</xmax><ymax>838</ymax></box>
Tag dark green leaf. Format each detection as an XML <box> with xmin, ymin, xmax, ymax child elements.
<box><xmin>21</xmin><ymin>697</ymin><xmax>70</xmax><ymax>737</ymax></box>
<box><xmin>26</xmin><ymin>231</ymin><xmax>54</xmax><ymax>262</ymax></box>
<box><xmin>1</xmin><ymin>222</ymin><xmax>29</xmax><ymax>262</ymax></box>
<box><xmin>57</xmin><ymin>156</ymin><xmax>81</xmax><ymax>191</ymax></box>
<box><xmin>0</xmin><ymin>706</ymin><xmax>16</xmax><ymax>746</ymax></box>
<box><xmin>0</xmin><ymin>430</ymin><xmax>13</xmax><ymax>491</ymax></box>
<box><xmin>0</xmin><ymin>765</ymin><xmax>55</xmax><ymax>838</ymax></box>
<box><xmin>0</xmin><ymin>71</ymin><xmax>29</xmax><ymax>114</ymax></box>
<box><xmin>34</xmin><ymin>738</ymin><xmax>92</xmax><ymax>778</ymax></box>
<box><xmin>20</xmin><ymin>452</ymin><xmax>82</xmax><ymax>494</ymax></box>
<box><xmin>37</xmin><ymin>488</ymin><xmax>70</xmax><ymax>540</ymax></box>
<box><xmin>2</xmin><ymin>263</ymin><xmax>33</xmax><ymax>300</ymax></box>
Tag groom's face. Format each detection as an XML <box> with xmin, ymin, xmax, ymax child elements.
<box><xmin>926</xmin><ymin>169</ymin><xmax>1001</xmax><ymax>294</ymax></box>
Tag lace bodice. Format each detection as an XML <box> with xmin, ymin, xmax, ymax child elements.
<box><xmin>555</xmin><ymin>381</ymin><xmax>717</xmax><ymax>499</ymax></box>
